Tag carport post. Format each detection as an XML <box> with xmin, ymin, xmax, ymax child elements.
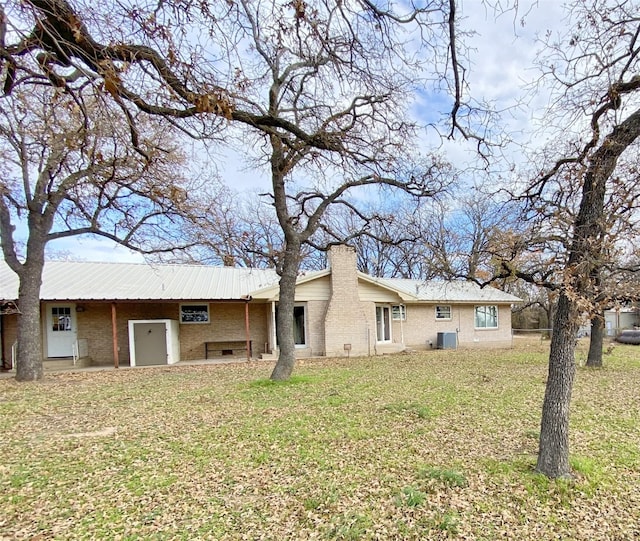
<box><xmin>243</xmin><ymin>296</ymin><xmax>252</xmax><ymax>361</ymax></box>
<box><xmin>111</xmin><ymin>302</ymin><xmax>119</xmax><ymax>368</ymax></box>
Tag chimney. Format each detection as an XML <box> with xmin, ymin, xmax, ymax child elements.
<box><xmin>323</xmin><ymin>245</ymin><xmax>370</xmax><ymax>356</ymax></box>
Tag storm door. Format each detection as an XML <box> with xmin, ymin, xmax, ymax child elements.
<box><xmin>46</xmin><ymin>304</ymin><xmax>77</xmax><ymax>357</ymax></box>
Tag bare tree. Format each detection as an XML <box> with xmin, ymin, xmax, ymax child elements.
<box><xmin>0</xmin><ymin>86</ymin><xmax>203</xmax><ymax>381</ymax></box>
<box><xmin>1</xmin><ymin>0</ymin><xmax>492</xmax><ymax>380</ymax></box>
<box><xmin>217</xmin><ymin>0</ymin><xmax>467</xmax><ymax>380</ymax></box>
<box><xmin>419</xmin><ymin>192</ymin><xmax>520</xmax><ymax>281</ymax></box>
<box><xmin>310</xmin><ymin>198</ymin><xmax>437</xmax><ymax>278</ymax></box>
<box><xmin>518</xmin><ymin>0</ymin><xmax>640</xmax><ymax>478</ymax></box>
<box><xmin>176</xmin><ymin>189</ymin><xmax>325</xmax><ymax>270</ymax></box>
<box><xmin>509</xmin><ymin>281</ymin><xmax>555</xmax><ymax>331</ymax></box>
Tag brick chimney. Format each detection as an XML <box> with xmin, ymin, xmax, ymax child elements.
<box><xmin>323</xmin><ymin>245</ymin><xmax>370</xmax><ymax>356</ymax></box>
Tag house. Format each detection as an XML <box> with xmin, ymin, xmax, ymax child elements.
<box><xmin>577</xmin><ymin>306</ymin><xmax>640</xmax><ymax>337</ymax></box>
<box><xmin>604</xmin><ymin>306</ymin><xmax>640</xmax><ymax>335</ymax></box>
<box><xmin>0</xmin><ymin>245</ymin><xmax>521</xmax><ymax>369</ymax></box>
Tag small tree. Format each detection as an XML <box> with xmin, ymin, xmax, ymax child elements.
<box><xmin>0</xmin><ymin>87</ymin><xmax>201</xmax><ymax>381</ymax></box>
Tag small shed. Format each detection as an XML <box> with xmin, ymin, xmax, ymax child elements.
<box><xmin>128</xmin><ymin>319</ymin><xmax>180</xmax><ymax>367</ymax></box>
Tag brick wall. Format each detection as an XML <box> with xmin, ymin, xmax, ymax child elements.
<box><xmin>324</xmin><ymin>245</ymin><xmax>371</xmax><ymax>356</ymax></box>
<box><xmin>306</xmin><ymin>299</ymin><xmax>328</xmax><ymax>356</ymax></box>
<box><xmin>0</xmin><ymin>313</ymin><xmax>18</xmax><ymax>368</ymax></box>
<box><xmin>77</xmin><ymin>302</ymin><xmax>176</xmax><ymax>365</ymax></box>
<box><xmin>75</xmin><ymin>300</ymin><xmax>269</xmax><ymax>365</ymax></box>
<box><xmin>396</xmin><ymin>304</ymin><xmax>514</xmax><ymax>349</ymax></box>
<box><xmin>183</xmin><ymin>302</ymin><xmax>268</xmax><ymax>360</ymax></box>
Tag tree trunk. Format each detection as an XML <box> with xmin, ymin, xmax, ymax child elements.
<box><xmin>586</xmin><ymin>311</ymin><xmax>604</xmax><ymax>368</ymax></box>
<box><xmin>15</xmin><ymin>259</ymin><xmax>46</xmax><ymax>381</ymax></box>
<box><xmin>268</xmin><ymin>134</ymin><xmax>305</xmax><ymax>381</ymax></box>
<box><xmin>535</xmin><ymin>293</ymin><xmax>578</xmax><ymax>478</ymax></box>
<box><xmin>270</xmin><ymin>239</ymin><xmax>302</xmax><ymax>381</ymax></box>
<box><xmin>536</xmin><ymin>108</ymin><xmax>640</xmax><ymax>477</ymax></box>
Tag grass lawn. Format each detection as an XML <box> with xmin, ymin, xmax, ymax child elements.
<box><xmin>1</xmin><ymin>338</ymin><xmax>639</xmax><ymax>540</ymax></box>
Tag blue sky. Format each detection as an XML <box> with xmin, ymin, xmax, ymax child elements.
<box><xmin>43</xmin><ymin>0</ymin><xmax>566</xmax><ymax>264</ymax></box>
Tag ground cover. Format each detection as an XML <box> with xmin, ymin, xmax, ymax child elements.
<box><xmin>1</xmin><ymin>337</ymin><xmax>639</xmax><ymax>540</ymax></box>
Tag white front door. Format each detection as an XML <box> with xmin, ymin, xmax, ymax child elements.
<box><xmin>46</xmin><ymin>304</ymin><xmax>77</xmax><ymax>357</ymax></box>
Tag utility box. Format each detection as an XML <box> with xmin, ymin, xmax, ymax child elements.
<box><xmin>436</xmin><ymin>332</ymin><xmax>457</xmax><ymax>350</ymax></box>
<box><xmin>128</xmin><ymin>319</ymin><xmax>180</xmax><ymax>367</ymax></box>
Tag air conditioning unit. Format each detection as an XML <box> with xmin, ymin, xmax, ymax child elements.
<box><xmin>436</xmin><ymin>332</ymin><xmax>457</xmax><ymax>350</ymax></box>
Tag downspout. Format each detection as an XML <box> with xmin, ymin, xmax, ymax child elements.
<box><xmin>400</xmin><ymin>304</ymin><xmax>405</xmax><ymax>348</ymax></box>
<box><xmin>271</xmin><ymin>301</ymin><xmax>277</xmax><ymax>354</ymax></box>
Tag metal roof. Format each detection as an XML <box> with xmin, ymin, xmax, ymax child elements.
<box><xmin>0</xmin><ymin>261</ymin><xmax>279</xmax><ymax>301</ymax></box>
<box><xmin>369</xmin><ymin>276</ymin><xmax>522</xmax><ymax>303</ymax></box>
<box><xmin>0</xmin><ymin>260</ymin><xmax>521</xmax><ymax>304</ymax></box>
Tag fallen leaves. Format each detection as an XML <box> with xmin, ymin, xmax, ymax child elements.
<box><xmin>1</xmin><ymin>340</ymin><xmax>639</xmax><ymax>540</ymax></box>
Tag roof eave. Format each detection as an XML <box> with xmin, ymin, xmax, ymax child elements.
<box><xmin>356</xmin><ymin>272</ymin><xmax>420</xmax><ymax>301</ymax></box>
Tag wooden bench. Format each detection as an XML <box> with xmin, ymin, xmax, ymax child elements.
<box><xmin>205</xmin><ymin>340</ymin><xmax>252</xmax><ymax>359</ymax></box>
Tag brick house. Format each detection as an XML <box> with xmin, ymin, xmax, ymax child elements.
<box><xmin>0</xmin><ymin>245</ymin><xmax>520</xmax><ymax>369</ymax></box>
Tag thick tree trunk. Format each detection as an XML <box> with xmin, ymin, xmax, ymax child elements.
<box><xmin>536</xmin><ymin>108</ymin><xmax>640</xmax><ymax>477</ymax></box>
<box><xmin>15</xmin><ymin>259</ymin><xmax>46</xmax><ymax>381</ymax></box>
<box><xmin>586</xmin><ymin>312</ymin><xmax>604</xmax><ymax>368</ymax></box>
<box><xmin>536</xmin><ymin>293</ymin><xmax>578</xmax><ymax>478</ymax></box>
<box><xmin>270</xmin><ymin>240</ymin><xmax>301</xmax><ymax>381</ymax></box>
<box><xmin>9</xmin><ymin>215</ymin><xmax>49</xmax><ymax>381</ymax></box>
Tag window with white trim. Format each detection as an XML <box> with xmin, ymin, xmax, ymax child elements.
<box><xmin>392</xmin><ymin>305</ymin><xmax>406</xmax><ymax>321</ymax></box>
<box><xmin>180</xmin><ymin>304</ymin><xmax>210</xmax><ymax>324</ymax></box>
<box><xmin>435</xmin><ymin>305</ymin><xmax>452</xmax><ymax>320</ymax></box>
<box><xmin>475</xmin><ymin>305</ymin><xmax>498</xmax><ymax>329</ymax></box>
<box><xmin>275</xmin><ymin>303</ymin><xmax>307</xmax><ymax>347</ymax></box>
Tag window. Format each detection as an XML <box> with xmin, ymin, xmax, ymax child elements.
<box><xmin>293</xmin><ymin>305</ymin><xmax>306</xmax><ymax>346</ymax></box>
<box><xmin>475</xmin><ymin>305</ymin><xmax>498</xmax><ymax>329</ymax></box>
<box><xmin>392</xmin><ymin>305</ymin><xmax>406</xmax><ymax>321</ymax></box>
<box><xmin>180</xmin><ymin>304</ymin><xmax>210</xmax><ymax>324</ymax></box>
<box><xmin>275</xmin><ymin>304</ymin><xmax>307</xmax><ymax>346</ymax></box>
<box><xmin>376</xmin><ymin>306</ymin><xmax>392</xmax><ymax>342</ymax></box>
<box><xmin>51</xmin><ymin>306</ymin><xmax>72</xmax><ymax>331</ymax></box>
<box><xmin>435</xmin><ymin>305</ymin><xmax>451</xmax><ymax>320</ymax></box>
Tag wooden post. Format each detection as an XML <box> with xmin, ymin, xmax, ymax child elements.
<box><xmin>111</xmin><ymin>302</ymin><xmax>119</xmax><ymax>368</ymax></box>
<box><xmin>244</xmin><ymin>297</ymin><xmax>251</xmax><ymax>361</ymax></box>
<box><xmin>0</xmin><ymin>314</ymin><xmax>6</xmax><ymax>370</ymax></box>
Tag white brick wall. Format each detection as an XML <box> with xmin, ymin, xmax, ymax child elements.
<box><xmin>324</xmin><ymin>245</ymin><xmax>372</xmax><ymax>356</ymax></box>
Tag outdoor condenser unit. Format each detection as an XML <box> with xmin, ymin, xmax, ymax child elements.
<box><xmin>436</xmin><ymin>332</ymin><xmax>457</xmax><ymax>350</ymax></box>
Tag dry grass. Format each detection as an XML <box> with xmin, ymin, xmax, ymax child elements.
<box><xmin>1</xmin><ymin>338</ymin><xmax>639</xmax><ymax>540</ymax></box>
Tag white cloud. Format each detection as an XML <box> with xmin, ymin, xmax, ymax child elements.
<box><xmin>37</xmin><ymin>1</ymin><xmax>569</xmax><ymax>263</ymax></box>
<box><xmin>46</xmin><ymin>236</ymin><xmax>146</xmax><ymax>263</ymax></box>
